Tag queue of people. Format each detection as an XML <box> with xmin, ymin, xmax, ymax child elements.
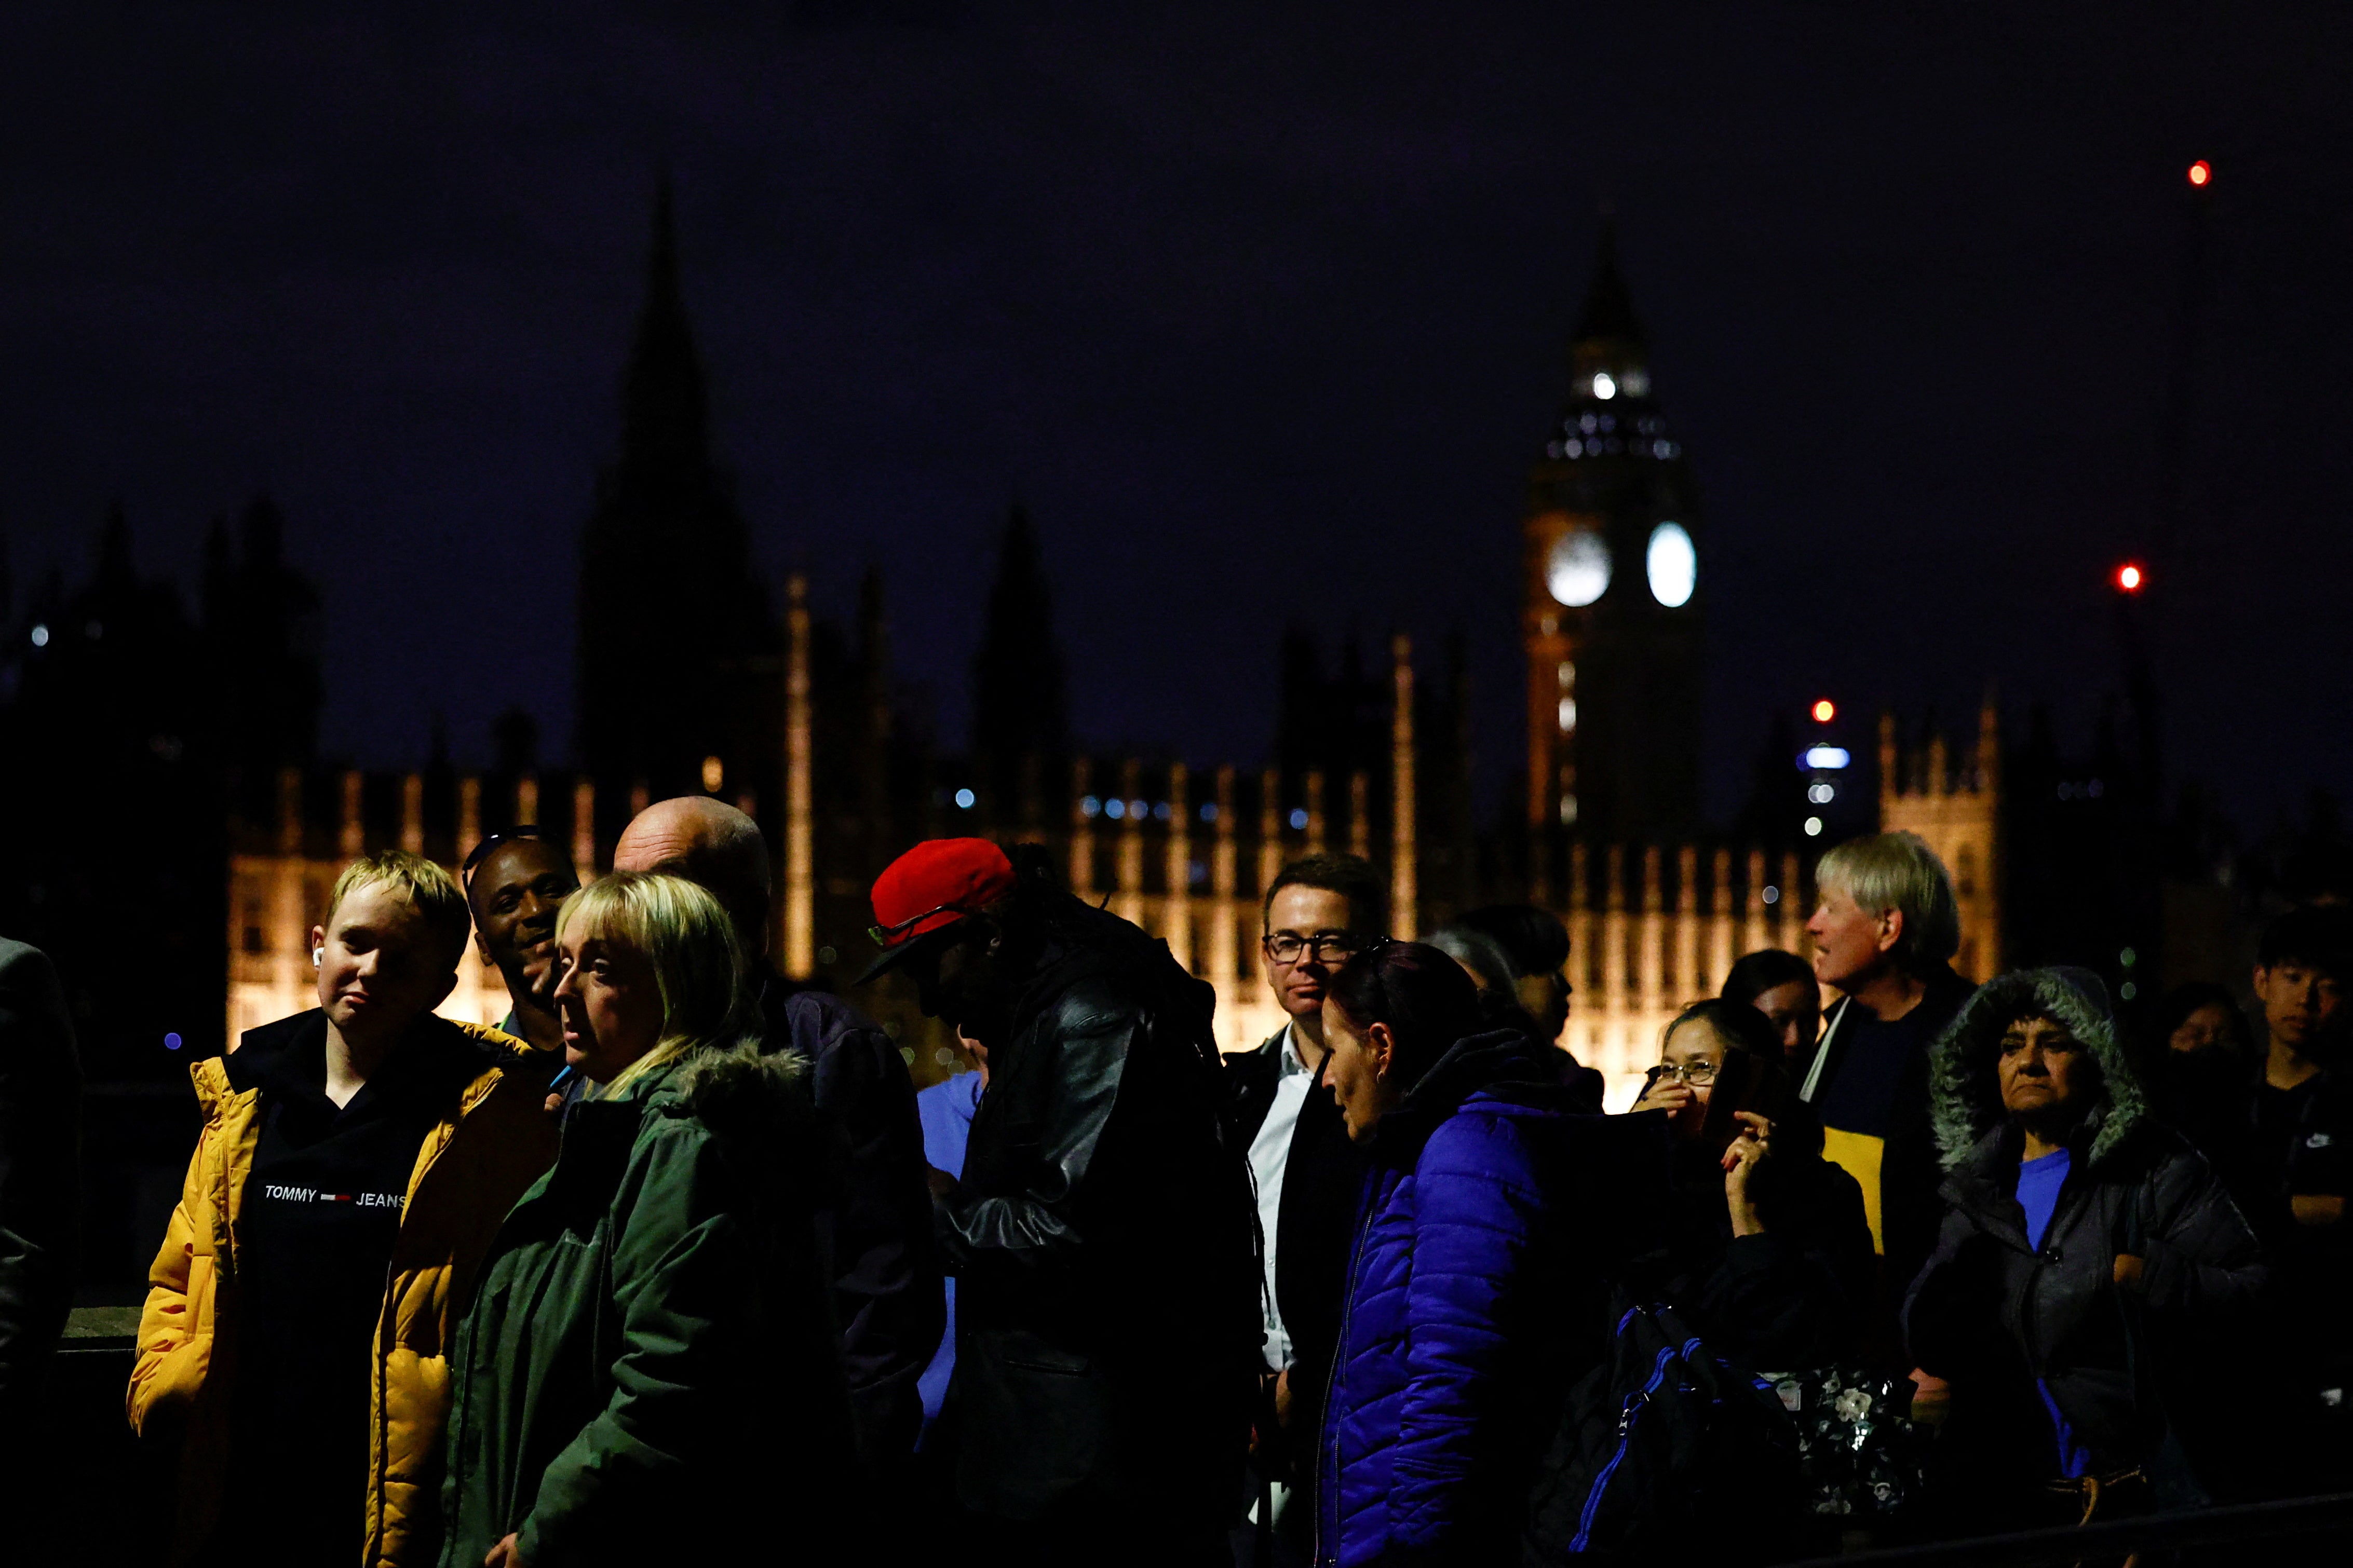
<box><xmin>0</xmin><ymin>812</ymin><xmax>2317</xmax><ymax>1564</ymax></box>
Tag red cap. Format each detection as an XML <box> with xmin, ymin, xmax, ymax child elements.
<box><xmin>858</xmin><ymin>839</ymin><xmax>1017</xmax><ymax>980</ymax></box>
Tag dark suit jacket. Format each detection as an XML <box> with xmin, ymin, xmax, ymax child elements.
<box><xmin>758</xmin><ymin>975</ymin><xmax>943</xmax><ymax>1474</ymax></box>
<box><xmin>0</xmin><ymin>939</ymin><xmax>80</xmax><ymax>1418</ymax></box>
<box><xmin>1223</xmin><ymin>1027</ymin><xmax>1370</xmax><ymax>1468</ymax></box>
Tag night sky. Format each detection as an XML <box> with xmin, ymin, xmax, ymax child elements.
<box><xmin>5</xmin><ymin>4</ymin><xmax>2348</xmax><ymax>829</ymax></box>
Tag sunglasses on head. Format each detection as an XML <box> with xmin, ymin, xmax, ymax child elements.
<box><xmin>867</xmin><ymin>903</ymin><xmax>977</xmax><ymax>949</ymax></box>
<box><xmin>462</xmin><ymin>825</ymin><xmax>565</xmax><ymax>888</ymax></box>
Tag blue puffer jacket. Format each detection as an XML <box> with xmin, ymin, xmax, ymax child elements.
<box><xmin>1317</xmin><ymin>1032</ymin><xmax>1621</xmax><ymax>1567</ymax></box>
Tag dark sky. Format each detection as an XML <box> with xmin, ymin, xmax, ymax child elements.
<box><xmin>5</xmin><ymin>3</ymin><xmax>2348</xmax><ymax>829</ymax></box>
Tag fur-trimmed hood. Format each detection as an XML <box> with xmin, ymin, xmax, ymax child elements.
<box><xmin>664</xmin><ymin>1036</ymin><xmax>813</xmax><ymax>1137</ymax></box>
<box><xmin>1927</xmin><ymin>966</ymin><xmax>2149</xmax><ymax>1170</ymax></box>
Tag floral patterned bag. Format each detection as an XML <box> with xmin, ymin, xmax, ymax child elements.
<box><xmin>1767</xmin><ymin>1368</ymin><xmax>1933</xmax><ymax>1518</ymax></box>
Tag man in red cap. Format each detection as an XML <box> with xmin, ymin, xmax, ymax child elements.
<box><xmin>862</xmin><ymin>838</ymin><xmax>1259</xmax><ymax>1565</ymax></box>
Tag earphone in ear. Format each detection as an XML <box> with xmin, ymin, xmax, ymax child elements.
<box><xmin>312</xmin><ymin>947</ymin><xmax>324</xmax><ymax>968</ymax></box>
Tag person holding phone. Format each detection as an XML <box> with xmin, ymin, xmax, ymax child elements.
<box><xmin>1628</xmin><ymin>1000</ymin><xmax>1876</xmax><ymax>1369</ymax></box>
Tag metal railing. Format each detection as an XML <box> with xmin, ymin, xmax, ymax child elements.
<box><xmin>1786</xmin><ymin>1490</ymin><xmax>2353</xmax><ymax>1566</ymax></box>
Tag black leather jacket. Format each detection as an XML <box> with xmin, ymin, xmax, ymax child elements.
<box><xmin>935</xmin><ymin>902</ymin><xmax>1260</xmax><ymax>1524</ymax></box>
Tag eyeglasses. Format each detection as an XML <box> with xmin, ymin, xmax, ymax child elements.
<box><xmin>1262</xmin><ymin>930</ymin><xmax>1368</xmax><ymax>967</ymax></box>
<box><xmin>462</xmin><ymin>825</ymin><xmax>565</xmax><ymax>889</ymax></box>
<box><xmin>1646</xmin><ymin>1060</ymin><xmax>1720</xmax><ymax>1087</ymax></box>
<box><xmin>868</xmin><ymin>903</ymin><xmax>973</xmax><ymax>949</ymax></box>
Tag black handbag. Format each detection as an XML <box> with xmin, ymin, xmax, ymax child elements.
<box><xmin>1767</xmin><ymin>1366</ymin><xmax>1933</xmax><ymax>1518</ymax></box>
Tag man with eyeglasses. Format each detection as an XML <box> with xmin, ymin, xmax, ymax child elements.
<box><xmin>1223</xmin><ymin>852</ymin><xmax>1381</xmax><ymax>1558</ymax></box>
<box><xmin>461</xmin><ymin>827</ymin><xmax>579</xmax><ymax>1058</ymax></box>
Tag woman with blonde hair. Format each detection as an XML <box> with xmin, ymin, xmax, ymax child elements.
<box><xmin>436</xmin><ymin>871</ymin><xmax>850</xmax><ymax>1567</ymax></box>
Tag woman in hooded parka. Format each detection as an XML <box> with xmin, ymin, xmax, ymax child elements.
<box><xmin>1904</xmin><ymin>967</ymin><xmax>2269</xmax><ymax>1530</ymax></box>
<box><xmin>435</xmin><ymin>872</ymin><xmax>851</xmax><ymax>1567</ymax></box>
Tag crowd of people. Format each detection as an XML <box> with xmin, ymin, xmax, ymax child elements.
<box><xmin>0</xmin><ymin>811</ymin><xmax>2347</xmax><ymax>1564</ymax></box>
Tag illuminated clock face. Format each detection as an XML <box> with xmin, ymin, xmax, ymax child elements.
<box><xmin>1646</xmin><ymin>521</ymin><xmax>1696</xmax><ymax>607</ymax></box>
<box><xmin>1546</xmin><ymin>530</ymin><xmax>1611</xmax><ymax>607</ymax></box>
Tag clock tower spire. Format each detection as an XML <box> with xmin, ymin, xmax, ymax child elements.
<box><xmin>1522</xmin><ymin>222</ymin><xmax>1706</xmax><ymax>882</ymax></box>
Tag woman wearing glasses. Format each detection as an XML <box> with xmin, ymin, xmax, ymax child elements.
<box><xmin>1629</xmin><ymin>999</ymin><xmax>1875</xmax><ymax>1370</ymax></box>
<box><xmin>435</xmin><ymin>872</ymin><xmax>851</xmax><ymax>1567</ymax></box>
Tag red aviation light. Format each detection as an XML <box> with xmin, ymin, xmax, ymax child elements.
<box><xmin>2188</xmin><ymin>160</ymin><xmax>2211</xmax><ymax>187</ymax></box>
<box><xmin>2115</xmin><ymin>563</ymin><xmax>2146</xmax><ymax>593</ymax></box>
<box><xmin>1810</xmin><ymin>699</ymin><xmax>1836</xmax><ymax>724</ymax></box>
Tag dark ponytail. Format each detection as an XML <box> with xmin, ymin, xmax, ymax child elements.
<box><xmin>1327</xmin><ymin>941</ymin><xmax>1485</xmax><ymax>1093</ymax></box>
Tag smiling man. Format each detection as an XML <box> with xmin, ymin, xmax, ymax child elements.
<box><xmin>462</xmin><ymin>827</ymin><xmax>580</xmax><ymax>1057</ymax></box>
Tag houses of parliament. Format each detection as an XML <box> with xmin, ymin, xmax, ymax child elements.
<box><xmin>181</xmin><ymin>195</ymin><xmax>2002</xmax><ymax>1105</ymax></box>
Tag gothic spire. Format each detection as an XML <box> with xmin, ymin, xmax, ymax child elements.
<box><xmin>1573</xmin><ymin>219</ymin><xmax>1646</xmax><ymax>348</ymax></box>
<box><xmin>618</xmin><ymin>176</ymin><xmax>712</xmax><ymax>476</ymax></box>
<box><xmin>970</xmin><ymin>504</ymin><xmax>1069</xmax><ymax>826</ymax></box>
<box><xmin>576</xmin><ymin>177</ymin><xmax>773</xmax><ymax>794</ymax></box>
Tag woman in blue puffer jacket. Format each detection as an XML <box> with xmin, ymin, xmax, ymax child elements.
<box><xmin>1316</xmin><ymin>942</ymin><xmax>1628</xmax><ymax>1567</ymax></box>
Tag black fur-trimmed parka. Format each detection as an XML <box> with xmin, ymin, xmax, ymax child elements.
<box><xmin>1903</xmin><ymin>967</ymin><xmax>2269</xmax><ymax>1515</ymax></box>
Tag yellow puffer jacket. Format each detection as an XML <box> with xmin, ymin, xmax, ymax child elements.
<box><xmin>126</xmin><ymin>1012</ymin><xmax>560</xmax><ymax>1567</ymax></box>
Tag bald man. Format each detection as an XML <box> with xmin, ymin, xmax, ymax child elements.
<box><xmin>615</xmin><ymin>798</ymin><xmax>942</xmax><ymax>1481</ymax></box>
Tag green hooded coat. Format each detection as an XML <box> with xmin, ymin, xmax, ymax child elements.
<box><xmin>435</xmin><ymin>1043</ymin><xmax>851</xmax><ymax>1566</ymax></box>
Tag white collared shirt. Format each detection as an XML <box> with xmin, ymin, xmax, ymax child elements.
<box><xmin>1248</xmin><ymin>1024</ymin><xmax>1316</xmax><ymax>1372</ymax></box>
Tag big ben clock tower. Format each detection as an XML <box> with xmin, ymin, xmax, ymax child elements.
<box><xmin>1524</xmin><ymin>224</ymin><xmax>1706</xmax><ymax>878</ymax></box>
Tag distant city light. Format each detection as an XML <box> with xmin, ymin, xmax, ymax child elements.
<box><xmin>1288</xmin><ymin>807</ymin><xmax>1309</xmax><ymax>831</ymax></box>
<box><xmin>700</xmin><ymin>755</ymin><xmax>724</xmax><ymax>792</ymax></box>
<box><xmin>1104</xmin><ymin>797</ymin><xmax>1126</xmax><ymax>820</ymax></box>
<box><xmin>1152</xmin><ymin>800</ymin><xmax>1171</xmax><ymax>821</ymax></box>
<box><xmin>29</xmin><ymin>623</ymin><xmax>49</xmax><ymax>647</ymax></box>
<box><xmin>1081</xmin><ymin>795</ymin><xmax>1102</xmax><ymax>818</ymax></box>
<box><xmin>164</xmin><ymin>1032</ymin><xmax>183</xmax><ymax>1051</ymax></box>
<box><xmin>2188</xmin><ymin>160</ymin><xmax>2211</xmax><ymax>188</ymax></box>
<box><xmin>1808</xmin><ymin>783</ymin><xmax>1836</xmax><ymax>805</ymax></box>
<box><xmin>2115</xmin><ymin>562</ymin><xmax>2145</xmax><ymax>593</ymax></box>
<box><xmin>1810</xmin><ymin>699</ymin><xmax>1835</xmax><ymax>724</ymax></box>
<box><xmin>953</xmin><ymin>787</ymin><xmax>975</xmax><ymax>809</ymax></box>
<box><xmin>1804</xmin><ymin>816</ymin><xmax>1824</xmax><ymax>837</ymax></box>
<box><xmin>1591</xmin><ymin>371</ymin><xmax>1618</xmax><ymax>400</ymax></box>
<box><xmin>1761</xmin><ymin>885</ymin><xmax>1780</xmax><ymax>906</ymax></box>
<box><xmin>1802</xmin><ymin>745</ymin><xmax>1851</xmax><ymax>771</ymax></box>
<box><xmin>1199</xmin><ymin>802</ymin><xmax>1218</xmax><ymax>823</ymax></box>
